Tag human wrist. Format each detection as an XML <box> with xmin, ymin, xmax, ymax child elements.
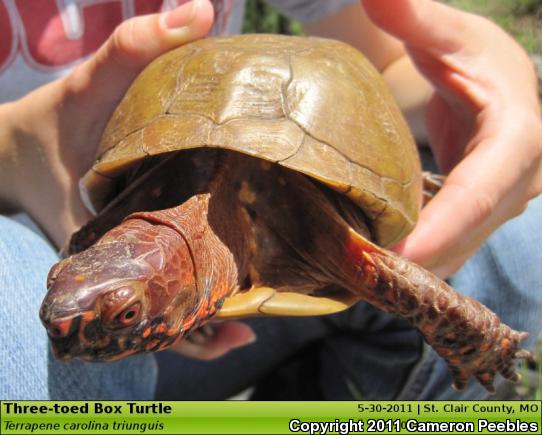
<box><xmin>0</xmin><ymin>80</ymin><xmax>69</xmax><ymax>230</ymax></box>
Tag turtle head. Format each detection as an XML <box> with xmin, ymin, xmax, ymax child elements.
<box><xmin>40</xmin><ymin>219</ymin><xmax>198</xmax><ymax>361</ymax></box>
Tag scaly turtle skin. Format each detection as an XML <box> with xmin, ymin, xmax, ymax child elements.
<box><xmin>40</xmin><ymin>35</ymin><xmax>531</xmax><ymax>393</ymax></box>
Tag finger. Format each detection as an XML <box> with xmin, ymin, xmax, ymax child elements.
<box><xmin>361</xmin><ymin>0</ymin><xmax>477</xmax><ymax>53</ymax></box>
<box><xmin>170</xmin><ymin>321</ymin><xmax>256</xmax><ymax>361</ymax></box>
<box><xmin>362</xmin><ymin>0</ymin><xmax>537</xmax><ymax>107</ymax></box>
<box><xmin>66</xmin><ymin>0</ymin><xmax>214</xmax><ymax>100</ymax></box>
<box><xmin>395</xmin><ymin>112</ymin><xmax>542</xmax><ymax>277</ymax></box>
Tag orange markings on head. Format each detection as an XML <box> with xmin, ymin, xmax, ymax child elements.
<box><xmin>154</xmin><ymin>323</ymin><xmax>167</xmax><ymax>334</ymax></box>
<box><xmin>191</xmin><ymin>302</ymin><xmax>213</xmax><ymax>325</ymax></box>
<box><xmin>500</xmin><ymin>338</ymin><xmax>511</xmax><ymax>350</ymax></box>
<box><xmin>52</xmin><ymin>318</ymin><xmax>73</xmax><ymax>337</ymax></box>
<box><xmin>145</xmin><ymin>339</ymin><xmax>161</xmax><ymax>351</ymax></box>
<box><xmin>181</xmin><ymin>315</ymin><xmax>195</xmax><ymax>332</ymax></box>
<box><xmin>74</xmin><ymin>274</ymin><xmax>86</xmax><ymax>282</ymax></box>
<box><xmin>142</xmin><ymin>326</ymin><xmax>152</xmax><ymax>338</ymax></box>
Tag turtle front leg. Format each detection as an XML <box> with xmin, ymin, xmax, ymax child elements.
<box><xmin>345</xmin><ymin>230</ymin><xmax>532</xmax><ymax>393</ymax></box>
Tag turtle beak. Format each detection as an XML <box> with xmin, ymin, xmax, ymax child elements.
<box><xmin>41</xmin><ymin>314</ymin><xmax>75</xmax><ymax>339</ymax></box>
<box><xmin>40</xmin><ymin>312</ymin><xmax>83</xmax><ymax>361</ymax></box>
<box><xmin>51</xmin><ymin>343</ymin><xmax>75</xmax><ymax>362</ymax></box>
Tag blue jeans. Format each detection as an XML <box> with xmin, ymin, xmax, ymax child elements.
<box><xmin>156</xmin><ymin>195</ymin><xmax>542</xmax><ymax>400</ymax></box>
<box><xmin>0</xmin><ymin>214</ymin><xmax>157</xmax><ymax>399</ymax></box>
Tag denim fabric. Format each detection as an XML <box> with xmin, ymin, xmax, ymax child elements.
<box><xmin>0</xmin><ymin>214</ymin><xmax>157</xmax><ymax>399</ymax></box>
<box><xmin>157</xmin><ymin>195</ymin><xmax>542</xmax><ymax>400</ymax></box>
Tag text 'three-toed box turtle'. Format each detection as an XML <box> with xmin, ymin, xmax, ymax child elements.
<box><xmin>40</xmin><ymin>34</ymin><xmax>532</xmax><ymax>392</ymax></box>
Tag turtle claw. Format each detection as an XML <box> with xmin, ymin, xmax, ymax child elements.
<box><xmin>475</xmin><ymin>372</ymin><xmax>496</xmax><ymax>394</ymax></box>
<box><xmin>499</xmin><ymin>364</ymin><xmax>521</xmax><ymax>383</ymax></box>
<box><xmin>451</xmin><ymin>370</ymin><xmax>496</xmax><ymax>394</ymax></box>
<box><xmin>444</xmin><ymin>332</ymin><xmax>530</xmax><ymax>393</ymax></box>
<box><xmin>515</xmin><ymin>348</ymin><xmax>535</xmax><ymax>363</ymax></box>
<box><xmin>451</xmin><ymin>379</ymin><xmax>467</xmax><ymax>391</ymax></box>
<box><xmin>507</xmin><ymin>371</ymin><xmax>521</xmax><ymax>383</ymax></box>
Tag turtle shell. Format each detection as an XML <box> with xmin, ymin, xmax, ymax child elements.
<box><xmin>82</xmin><ymin>34</ymin><xmax>421</xmax><ymax>247</ymax></box>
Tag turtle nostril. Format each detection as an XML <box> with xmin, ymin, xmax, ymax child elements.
<box><xmin>46</xmin><ymin>318</ymin><xmax>73</xmax><ymax>339</ymax></box>
<box><xmin>50</xmin><ymin>326</ymin><xmax>62</xmax><ymax>338</ymax></box>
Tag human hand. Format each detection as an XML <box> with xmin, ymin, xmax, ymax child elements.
<box><xmin>362</xmin><ymin>0</ymin><xmax>542</xmax><ymax>278</ymax></box>
<box><xmin>170</xmin><ymin>321</ymin><xmax>256</xmax><ymax>360</ymax></box>
<box><xmin>0</xmin><ymin>0</ymin><xmax>258</xmax><ymax>360</ymax></box>
<box><xmin>0</xmin><ymin>0</ymin><xmax>213</xmax><ymax>248</ymax></box>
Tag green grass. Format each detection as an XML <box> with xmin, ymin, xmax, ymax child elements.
<box><xmin>243</xmin><ymin>0</ymin><xmax>302</xmax><ymax>35</ymax></box>
<box><xmin>442</xmin><ymin>0</ymin><xmax>542</xmax><ymax>54</ymax></box>
<box><xmin>242</xmin><ymin>0</ymin><xmax>542</xmax><ymax>53</ymax></box>
<box><xmin>242</xmin><ymin>0</ymin><xmax>542</xmax><ymax>56</ymax></box>
<box><xmin>515</xmin><ymin>336</ymin><xmax>542</xmax><ymax>400</ymax></box>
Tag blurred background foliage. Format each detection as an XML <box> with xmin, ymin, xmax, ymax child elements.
<box><xmin>243</xmin><ymin>0</ymin><xmax>541</xmax><ymax>53</ymax></box>
<box><xmin>443</xmin><ymin>0</ymin><xmax>541</xmax><ymax>53</ymax></box>
<box><xmin>242</xmin><ymin>0</ymin><xmax>302</xmax><ymax>35</ymax></box>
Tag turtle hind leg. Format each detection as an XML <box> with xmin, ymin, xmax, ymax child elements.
<box><xmin>344</xmin><ymin>230</ymin><xmax>532</xmax><ymax>393</ymax></box>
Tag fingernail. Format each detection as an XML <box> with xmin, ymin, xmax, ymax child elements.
<box><xmin>230</xmin><ymin>331</ymin><xmax>257</xmax><ymax>349</ymax></box>
<box><xmin>160</xmin><ymin>0</ymin><xmax>200</xmax><ymax>30</ymax></box>
<box><xmin>245</xmin><ymin>332</ymin><xmax>257</xmax><ymax>345</ymax></box>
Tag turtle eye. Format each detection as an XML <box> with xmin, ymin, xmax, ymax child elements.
<box><xmin>116</xmin><ymin>302</ymin><xmax>142</xmax><ymax>327</ymax></box>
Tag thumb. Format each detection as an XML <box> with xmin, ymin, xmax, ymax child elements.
<box><xmin>361</xmin><ymin>0</ymin><xmax>474</xmax><ymax>53</ymax></box>
<box><xmin>66</xmin><ymin>0</ymin><xmax>214</xmax><ymax>100</ymax></box>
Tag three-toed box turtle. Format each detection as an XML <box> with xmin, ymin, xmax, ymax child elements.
<box><xmin>40</xmin><ymin>34</ymin><xmax>531</xmax><ymax>392</ymax></box>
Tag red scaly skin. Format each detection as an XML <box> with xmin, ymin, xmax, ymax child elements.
<box><xmin>40</xmin><ymin>194</ymin><xmax>241</xmax><ymax>361</ymax></box>
<box><xmin>343</xmin><ymin>230</ymin><xmax>530</xmax><ymax>392</ymax></box>
<box><xmin>128</xmin><ymin>192</ymin><xmax>243</xmax><ymax>332</ymax></box>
